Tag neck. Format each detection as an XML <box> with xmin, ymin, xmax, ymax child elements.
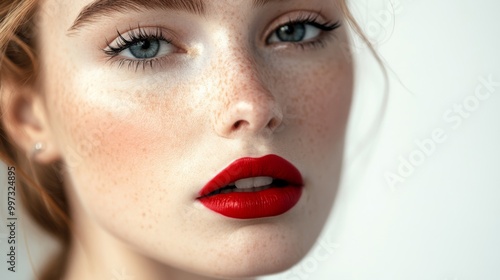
<box><xmin>62</xmin><ymin>214</ymin><xmax>234</xmax><ymax>280</ymax></box>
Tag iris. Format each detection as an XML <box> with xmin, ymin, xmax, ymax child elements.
<box><xmin>129</xmin><ymin>39</ymin><xmax>160</xmax><ymax>59</ymax></box>
<box><xmin>275</xmin><ymin>23</ymin><xmax>306</xmax><ymax>42</ymax></box>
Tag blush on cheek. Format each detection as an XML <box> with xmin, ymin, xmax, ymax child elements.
<box><xmin>59</xmin><ymin>108</ymin><xmax>175</xmax><ymax>227</ymax></box>
<box><xmin>66</xmin><ymin>111</ymin><xmax>161</xmax><ymax>168</ymax></box>
<box><xmin>57</xmin><ymin>85</ymin><xmax>182</xmax><ymax>164</ymax></box>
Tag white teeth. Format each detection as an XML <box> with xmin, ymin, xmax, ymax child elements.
<box><xmin>234</xmin><ymin>177</ymin><xmax>273</xmax><ymax>189</ymax></box>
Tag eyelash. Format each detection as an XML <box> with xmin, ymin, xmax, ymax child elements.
<box><xmin>103</xmin><ymin>16</ymin><xmax>341</xmax><ymax>70</ymax></box>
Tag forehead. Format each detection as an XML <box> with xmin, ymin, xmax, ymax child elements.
<box><xmin>39</xmin><ymin>0</ymin><xmax>290</xmax><ymax>24</ymax></box>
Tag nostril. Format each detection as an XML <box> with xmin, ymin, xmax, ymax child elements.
<box><xmin>267</xmin><ymin>118</ymin><xmax>279</xmax><ymax>130</ymax></box>
<box><xmin>232</xmin><ymin>118</ymin><xmax>279</xmax><ymax>132</ymax></box>
<box><xmin>221</xmin><ymin>102</ymin><xmax>283</xmax><ymax>136</ymax></box>
<box><xmin>232</xmin><ymin>120</ymin><xmax>245</xmax><ymax>130</ymax></box>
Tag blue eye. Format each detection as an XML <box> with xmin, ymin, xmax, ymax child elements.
<box><xmin>267</xmin><ymin>19</ymin><xmax>341</xmax><ymax>45</ymax></box>
<box><xmin>274</xmin><ymin>23</ymin><xmax>311</xmax><ymax>42</ymax></box>
<box><xmin>122</xmin><ymin>39</ymin><xmax>173</xmax><ymax>59</ymax></box>
<box><xmin>128</xmin><ymin>39</ymin><xmax>160</xmax><ymax>59</ymax></box>
<box><xmin>105</xmin><ymin>28</ymin><xmax>174</xmax><ymax>60</ymax></box>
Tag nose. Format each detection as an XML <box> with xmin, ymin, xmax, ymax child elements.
<box><xmin>210</xmin><ymin>48</ymin><xmax>284</xmax><ymax>139</ymax></box>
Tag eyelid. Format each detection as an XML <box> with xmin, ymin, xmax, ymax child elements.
<box><xmin>103</xmin><ymin>26</ymin><xmax>182</xmax><ymax>57</ymax></box>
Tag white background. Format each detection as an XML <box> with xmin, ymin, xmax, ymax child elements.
<box><xmin>264</xmin><ymin>0</ymin><xmax>500</xmax><ymax>279</ymax></box>
<box><xmin>1</xmin><ymin>0</ymin><xmax>499</xmax><ymax>279</ymax></box>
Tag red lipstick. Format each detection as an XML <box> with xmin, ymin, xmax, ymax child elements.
<box><xmin>197</xmin><ymin>154</ymin><xmax>303</xmax><ymax>219</ymax></box>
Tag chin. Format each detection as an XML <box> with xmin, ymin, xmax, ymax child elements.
<box><xmin>199</xmin><ymin>219</ymin><xmax>317</xmax><ymax>279</ymax></box>
<box><xmin>207</xmin><ymin>249</ymin><xmax>306</xmax><ymax>279</ymax></box>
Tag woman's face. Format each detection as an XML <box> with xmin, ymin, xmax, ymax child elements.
<box><xmin>36</xmin><ymin>0</ymin><xmax>353</xmax><ymax>278</ymax></box>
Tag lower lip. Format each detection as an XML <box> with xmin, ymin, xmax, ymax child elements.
<box><xmin>198</xmin><ymin>186</ymin><xmax>302</xmax><ymax>219</ymax></box>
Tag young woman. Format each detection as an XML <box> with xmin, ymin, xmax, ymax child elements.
<box><xmin>0</xmin><ymin>0</ymin><xmax>369</xmax><ymax>279</ymax></box>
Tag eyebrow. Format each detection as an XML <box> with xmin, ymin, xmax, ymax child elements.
<box><xmin>252</xmin><ymin>0</ymin><xmax>286</xmax><ymax>8</ymax></box>
<box><xmin>69</xmin><ymin>0</ymin><xmax>205</xmax><ymax>32</ymax></box>
<box><xmin>69</xmin><ymin>0</ymin><xmax>285</xmax><ymax>33</ymax></box>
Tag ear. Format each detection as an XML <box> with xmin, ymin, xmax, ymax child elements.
<box><xmin>1</xmin><ymin>79</ymin><xmax>61</xmax><ymax>164</ymax></box>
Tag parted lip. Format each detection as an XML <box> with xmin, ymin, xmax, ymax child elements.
<box><xmin>197</xmin><ymin>154</ymin><xmax>304</xmax><ymax>198</ymax></box>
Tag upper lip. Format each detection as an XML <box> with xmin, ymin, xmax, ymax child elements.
<box><xmin>197</xmin><ymin>154</ymin><xmax>304</xmax><ymax>198</ymax></box>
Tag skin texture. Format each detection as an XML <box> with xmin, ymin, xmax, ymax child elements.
<box><xmin>8</xmin><ymin>0</ymin><xmax>353</xmax><ymax>279</ymax></box>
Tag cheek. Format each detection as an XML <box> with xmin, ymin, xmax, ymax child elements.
<box><xmin>280</xmin><ymin>56</ymin><xmax>354</xmax><ymax>157</ymax></box>
<box><xmin>281</xmin><ymin>55</ymin><xmax>353</xmax><ymax>224</ymax></box>
<box><xmin>46</xmin><ymin>77</ymin><xmax>200</xmax><ymax>218</ymax></box>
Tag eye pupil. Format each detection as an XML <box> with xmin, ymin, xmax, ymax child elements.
<box><xmin>276</xmin><ymin>23</ymin><xmax>306</xmax><ymax>42</ymax></box>
<box><xmin>129</xmin><ymin>39</ymin><xmax>160</xmax><ymax>59</ymax></box>
<box><xmin>139</xmin><ymin>40</ymin><xmax>150</xmax><ymax>49</ymax></box>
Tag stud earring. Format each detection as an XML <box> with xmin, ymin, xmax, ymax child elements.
<box><xmin>31</xmin><ymin>141</ymin><xmax>44</xmax><ymax>157</ymax></box>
